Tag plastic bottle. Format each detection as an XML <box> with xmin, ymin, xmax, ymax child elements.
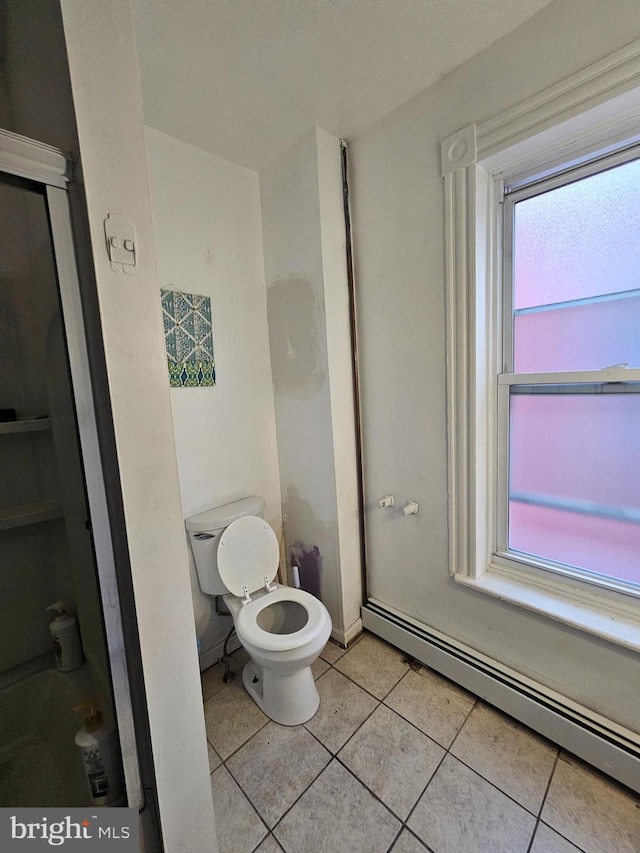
<box><xmin>74</xmin><ymin>702</ymin><xmax>124</xmax><ymax>806</ymax></box>
<box><xmin>46</xmin><ymin>602</ymin><xmax>84</xmax><ymax>672</ymax></box>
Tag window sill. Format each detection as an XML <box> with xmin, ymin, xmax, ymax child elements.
<box><xmin>454</xmin><ymin>568</ymin><xmax>640</xmax><ymax>653</ymax></box>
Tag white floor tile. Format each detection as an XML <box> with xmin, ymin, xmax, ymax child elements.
<box><xmin>207</xmin><ymin>741</ymin><xmax>221</xmax><ymax>773</ymax></box>
<box><xmin>408</xmin><ymin>754</ymin><xmax>535</xmax><ymax>853</ymax></box>
<box><xmin>530</xmin><ymin>822</ymin><xmax>584</xmax><ymax>853</ymax></box>
<box><xmin>227</xmin><ymin>721</ymin><xmax>330</xmax><ymax>828</ymax></box>
<box><xmin>274</xmin><ymin>760</ymin><xmax>400</xmax><ymax>853</ymax></box>
<box><xmin>450</xmin><ymin>702</ymin><xmax>557</xmax><ymax>813</ymax></box>
<box><xmin>254</xmin><ymin>836</ymin><xmax>285</xmax><ymax>853</ymax></box>
<box><xmin>541</xmin><ymin>753</ymin><xmax>640</xmax><ymax>853</ymax></box>
<box><xmin>204</xmin><ymin>681</ymin><xmax>268</xmax><ymax>759</ymax></box>
<box><xmin>384</xmin><ymin>667</ymin><xmax>475</xmax><ymax>747</ymax></box>
<box><xmin>334</xmin><ymin>633</ymin><xmax>410</xmax><ymax>699</ymax></box>
<box><xmin>390</xmin><ymin>829</ymin><xmax>429</xmax><ymax>853</ymax></box>
<box><xmin>210</xmin><ymin>765</ymin><xmax>267</xmax><ymax>853</ymax></box>
<box><xmin>319</xmin><ymin>640</ymin><xmax>348</xmax><ymax>665</ymax></box>
<box><xmin>202</xmin><ymin>636</ymin><xmax>633</xmax><ymax>853</ymax></box>
<box><xmin>338</xmin><ymin>703</ymin><xmax>444</xmax><ymax>820</ymax></box>
<box><xmin>304</xmin><ymin>668</ymin><xmax>378</xmax><ymax>754</ymax></box>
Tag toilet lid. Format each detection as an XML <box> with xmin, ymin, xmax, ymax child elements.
<box><xmin>217</xmin><ymin>516</ymin><xmax>280</xmax><ymax>597</ymax></box>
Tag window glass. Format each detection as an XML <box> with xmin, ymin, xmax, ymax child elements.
<box><xmin>512</xmin><ymin>158</ymin><xmax>640</xmax><ymax>373</ymax></box>
<box><xmin>508</xmin><ymin>389</ymin><xmax>640</xmax><ymax>585</ymax></box>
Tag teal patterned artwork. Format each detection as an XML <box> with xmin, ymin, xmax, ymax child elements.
<box><xmin>161</xmin><ymin>288</ymin><xmax>216</xmax><ymax>387</ymax></box>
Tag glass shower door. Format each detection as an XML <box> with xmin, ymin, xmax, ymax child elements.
<box><xmin>0</xmin><ymin>173</ymin><xmax>129</xmax><ymax>807</ymax></box>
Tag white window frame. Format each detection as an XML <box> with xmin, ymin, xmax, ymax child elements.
<box><xmin>442</xmin><ymin>38</ymin><xmax>640</xmax><ymax>653</ymax></box>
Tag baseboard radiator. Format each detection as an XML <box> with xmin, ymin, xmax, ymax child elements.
<box><xmin>362</xmin><ymin>599</ymin><xmax>640</xmax><ymax>793</ymax></box>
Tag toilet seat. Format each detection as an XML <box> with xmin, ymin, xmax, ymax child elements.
<box><xmin>218</xmin><ymin>514</ymin><xmax>328</xmax><ymax>654</ymax></box>
<box><xmin>217</xmin><ymin>515</ymin><xmax>280</xmax><ymax>597</ymax></box>
<box><xmin>235</xmin><ymin>587</ymin><xmax>328</xmax><ymax>652</ymax></box>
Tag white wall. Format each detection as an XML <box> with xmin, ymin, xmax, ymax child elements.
<box><xmin>350</xmin><ymin>0</ymin><xmax>640</xmax><ymax>731</ymax></box>
<box><xmin>144</xmin><ymin>127</ymin><xmax>281</xmax><ymax>525</ymax></box>
<box><xmin>59</xmin><ymin>2</ymin><xmax>216</xmax><ymax>850</ymax></box>
<box><xmin>261</xmin><ymin>127</ymin><xmax>361</xmax><ymax>641</ymax></box>
<box><xmin>144</xmin><ymin>126</ymin><xmax>282</xmax><ymax>657</ymax></box>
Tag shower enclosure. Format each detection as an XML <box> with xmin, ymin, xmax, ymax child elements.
<box><xmin>0</xmin><ymin>129</ymin><xmax>141</xmax><ymax>811</ymax></box>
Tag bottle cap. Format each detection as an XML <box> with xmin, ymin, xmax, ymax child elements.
<box><xmin>73</xmin><ymin>701</ymin><xmax>104</xmax><ymax>733</ymax></box>
<box><xmin>46</xmin><ymin>601</ymin><xmax>68</xmax><ymax>620</ymax></box>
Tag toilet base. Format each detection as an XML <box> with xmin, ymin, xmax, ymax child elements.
<box><xmin>242</xmin><ymin>659</ymin><xmax>320</xmax><ymax>726</ymax></box>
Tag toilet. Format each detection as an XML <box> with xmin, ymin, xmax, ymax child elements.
<box><xmin>186</xmin><ymin>496</ymin><xmax>332</xmax><ymax>726</ymax></box>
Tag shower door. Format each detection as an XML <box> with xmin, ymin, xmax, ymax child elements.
<box><xmin>0</xmin><ymin>129</ymin><xmax>144</xmax><ymax>812</ymax></box>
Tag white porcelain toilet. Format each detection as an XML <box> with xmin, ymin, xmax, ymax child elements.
<box><xmin>186</xmin><ymin>496</ymin><xmax>332</xmax><ymax>726</ymax></box>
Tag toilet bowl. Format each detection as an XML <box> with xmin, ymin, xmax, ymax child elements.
<box><xmin>225</xmin><ymin>584</ymin><xmax>331</xmax><ymax>725</ymax></box>
<box><xmin>186</xmin><ymin>500</ymin><xmax>332</xmax><ymax>726</ymax></box>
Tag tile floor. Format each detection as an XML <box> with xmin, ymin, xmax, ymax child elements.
<box><xmin>201</xmin><ymin>632</ymin><xmax>640</xmax><ymax>853</ymax></box>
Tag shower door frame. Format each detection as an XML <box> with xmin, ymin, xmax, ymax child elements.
<box><xmin>0</xmin><ymin>128</ymin><xmax>148</xmax><ymax>814</ymax></box>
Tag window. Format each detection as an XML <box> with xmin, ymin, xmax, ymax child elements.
<box><xmin>498</xmin><ymin>149</ymin><xmax>640</xmax><ymax>593</ymax></box>
<box><xmin>442</xmin><ymin>41</ymin><xmax>640</xmax><ymax>649</ymax></box>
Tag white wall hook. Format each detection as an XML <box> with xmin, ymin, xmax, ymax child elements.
<box><xmin>104</xmin><ymin>213</ymin><xmax>137</xmax><ymax>273</ymax></box>
<box><xmin>402</xmin><ymin>500</ymin><xmax>419</xmax><ymax>516</ymax></box>
<box><xmin>378</xmin><ymin>494</ymin><xmax>395</xmax><ymax>509</ymax></box>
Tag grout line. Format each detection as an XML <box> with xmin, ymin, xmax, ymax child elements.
<box><xmin>302</xmin><ymin>720</ymin><xmax>337</xmax><ymax>753</ymax></box>
<box><xmin>222</xmin><ymin>659</ymin><xmax>400</xmax><ymax>845</ymax></box>
<box><xmin>536</xmin><ymin>820</ymin><xmax>589</xmax><ymax>853</ymax></box>
<box><xmin>538</xmin><ymin>749</ymin><xmax>560</xmax><ymax>817</ymax></box>
<box><xmin>248</xmin><ymin>827</ymin><xmax>271</xmax><ymax>853</ymax></box>
<box><xmin>525</xmin><ymin>819</ymin><xmax>539</xmax><ymax>853</ymax></box>
<box><xmin>388</xmin><ymin>825</ymin><xmax>437</xmax><ymax>853</ymax></box>
<box><xmin>266</xmin><ymin>755</ymin><xmax>334</xmax><ymax>838</ymax></box>
<box><xmin>310</xmin><ymin>656</ymin><xmax>450</xmax><ymax>842</ymax></box>
<box><xmin>220</xmin><ymin>700</ymin><xmax>335</xmax><ymax>839</ymax></box>
<box><xmin>384</xmin><ymin>824</ymin><xmax>403</xmax><ymax>852</ymax></box>
<box><xmin>215</xmin><ymin>761</ymin><xmax>270</xmax><ymax>846</ymax></box>
<box><xmin>212</xmin><ymin>714</ymin><xmax>271</xmax><ymax>764</ymax></box>
<box><xmin>321</xmin><ymin>696</ymin><xmax>382</xmax><ymax>757</ymax></box>
<box><xmin>378</xmin><ymin>696</ymin><xmax>452</xmax><ymax>751</ymax></box>
<box><xmin>559</xmin><ymin>747</ymin><xmax>640</xmax><ymax>800</ymax></box>
<box><xmin>530</xmin><ymin>751</ymin><xmax>592</xmax><ymax>851</ymax></box>
<box><xmin>332</xmin><ymin>753</ymin><xmax>404</xmax><ymax>822</ymax></box>
<box><xmin>401</xmin><ymin>742</ymin><xmax>449</xmax><ymax>831</ymax></box>
<box><xmin>318</xmin><ymin>756</ymin><xmax>438</xmax><ymax>853</ymax></box>
<box><xmin>445</xmin><ymin>696</ymin><xmax>477</xmax><ymax>752</ymax></box>
<box><xmin>444</xmin><ymin>752</ymin><xmax>549</xmax><ymax>819</ymax></box>
<box><xmin>328</xmin><ymin>657</ymin><xmax>408</xmax><ymax>703</ymax></box>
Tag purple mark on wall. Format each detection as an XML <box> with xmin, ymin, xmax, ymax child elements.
<box><xmin>290</xmin><ymin>544</ymin><xmax>322</xmax><ymax>601</ymax></box>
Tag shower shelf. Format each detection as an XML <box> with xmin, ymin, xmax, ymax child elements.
<box><xmin>0</xmin><ymin>501</ymin><xmax>63</xmax><ymax>530</ymax></box>
<box><xmin>0</xmin><ymin>417</ymin><xmax>51</xmax><ymax>435</ymax></box>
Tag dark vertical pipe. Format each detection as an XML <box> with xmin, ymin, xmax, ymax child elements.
<box><xmin>340</xmin><ymin>139</ymin><xmax>368</xmax><ymax>606</ymax></box>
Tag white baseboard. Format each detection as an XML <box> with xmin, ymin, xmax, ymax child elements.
<box><xmin>363</xmin><ymin>599</ymin><xmax>640</xmax><ymax>793</ymax></box>
<box><xmin>331</xmin><ymin>617</ymin><xmax>363</xmax><ymax>648</ymax></box>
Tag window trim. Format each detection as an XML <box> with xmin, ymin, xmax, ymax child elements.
<box><xmin>442</xmin><ymin>37</ymin><xmax>640</xmax><ymax>652</ymax></box>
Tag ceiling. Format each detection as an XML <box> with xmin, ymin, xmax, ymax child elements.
<box><xmin>133</xmin><ymin>0</ymin><xmax>555</xmax><ymax>172</ymax></box>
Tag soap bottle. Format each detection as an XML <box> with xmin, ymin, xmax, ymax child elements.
<box><xmin>74</xmin><ymin>702</ymin><xmax>124</xmax><ymax>806</ymax></box>
<box><xmin>46</xmin><ymin>601</ymin><xmax>83</xmax><ymax>672</ymax></box>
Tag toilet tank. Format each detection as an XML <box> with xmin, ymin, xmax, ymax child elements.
<box><xmin>185</xmin><ymin>496</ymin><xmax>265</xmax><ymax>595</ymax></box>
